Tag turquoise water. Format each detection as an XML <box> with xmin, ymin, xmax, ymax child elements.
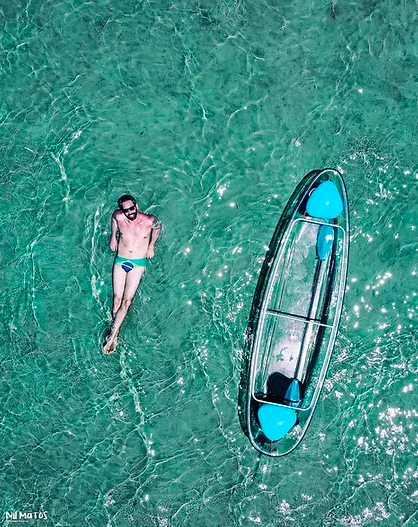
<box><xmin>1</xmin><ymin>0</ymin><xmax>418</xmax><ymax>525</ymax></box>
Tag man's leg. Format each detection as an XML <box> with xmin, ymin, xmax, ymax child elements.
<box><xmin>111</xmin><ymin>264</ymin><xmax>127</xmax><ymax>318</ymax></box>
<box><xmin>103</xmin><ymin>266</ymin><xmax>145</xmax><ymax>354</ymax></box>
<box><xmin>103</xmin><ymin>264</ymin><xmax>126</xmax><ymax>354</ymax></box>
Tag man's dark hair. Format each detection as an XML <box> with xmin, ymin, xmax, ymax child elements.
<box><xmin>118</xmin><ymin>195</ymin><xmax>136</xmax><ymax>209</ymax></box>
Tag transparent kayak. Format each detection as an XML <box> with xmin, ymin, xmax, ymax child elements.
<box><xmin>244</xmin><ymin>169</ymin><xmax>349</xmax><ymax>457</ymax></box>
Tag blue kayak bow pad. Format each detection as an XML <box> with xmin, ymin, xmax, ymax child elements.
<box><xmin>257</xmin><ymin>403</ymin><xmax>297</xmax><ymax>441</ymax></box>
<box><xmin>306</xmin><ymin>181</ymin><xmax>343</xmax><ymax>219</ymax></box>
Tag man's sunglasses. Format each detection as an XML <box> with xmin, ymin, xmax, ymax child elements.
<box><xmin>122</xmin><ymin>205</ymin><xmax>136</xmax><ymax>213</ymax></box>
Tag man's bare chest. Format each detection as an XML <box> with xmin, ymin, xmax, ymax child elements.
<box><xmin>118</xmin><ymin>221</ymin><xmax>150</xmax><ymax>239</ymax></box>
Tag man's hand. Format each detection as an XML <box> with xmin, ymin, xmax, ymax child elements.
<box><xmin>146</xmin><ymin>247</ymin><xmax>155</xmax><ymax>259</ymax></box>
<box><xmin>110</xmin><ymin>238</ymin><xmax>118</xmax><ymax>252</ymax></box>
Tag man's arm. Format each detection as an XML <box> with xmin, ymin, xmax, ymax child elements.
<box><xmin>147</xmin><ymin>215</ymin><xmax>162</xmax><ymax>258</ymax></box>
<box><xmin>110</xmin><ymin>212</ymin><xmax>119</xmax><ymax>252</ymax></box>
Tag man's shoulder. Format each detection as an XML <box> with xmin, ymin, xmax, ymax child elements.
<box><xmin>113</xmin><ymin>209</ymin><xmax>123</xmax><ymax>220</ymax></box>
<box><xmin>139</xmin><ymin>212</ymin><xmax>153</xmax><ymax>222</ymax></box>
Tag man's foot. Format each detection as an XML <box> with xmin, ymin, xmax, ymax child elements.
<box><xmin>103</xmin><ymin>336</ymin><xmax>118</xmax><ymax>355</ymax></box>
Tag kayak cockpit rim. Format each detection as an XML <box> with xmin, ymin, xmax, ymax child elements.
<box><xmin>249</xmin><ymin>219</ymin><xmax>347</xmax><ymax>403</ymax></box>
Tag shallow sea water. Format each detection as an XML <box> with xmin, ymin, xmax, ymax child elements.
<box><xmin>1</xmin><ymin>0</ymin><xmax>418</xmax><ymax>525</ymax></box>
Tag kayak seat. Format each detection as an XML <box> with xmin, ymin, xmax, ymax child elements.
<box><xmin>267</xmin><ymin>372</ymin><xmax>304</xmax><ymax>406</ymax></box>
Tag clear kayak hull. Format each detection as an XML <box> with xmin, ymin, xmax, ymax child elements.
<box><xmin>243</xmin><ymin>169</ymin><xmax>349</xmax><ymax>457</ymax></box>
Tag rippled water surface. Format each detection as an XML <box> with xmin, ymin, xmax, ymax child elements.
<box><xmin>1</xmin><ymin>0</ymin><xmax>418</xmax><ymax>525</ymax></box>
